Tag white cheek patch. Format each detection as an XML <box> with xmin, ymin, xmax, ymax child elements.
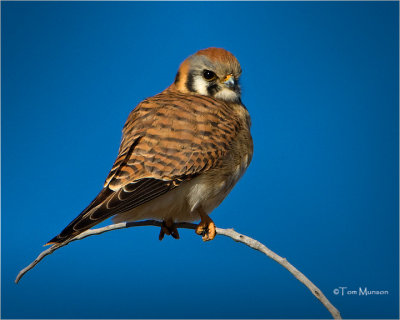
<box><xmin>192</xmin><ymin>76</ymin><xmax>240</xmax><ymax>102</ymax></box>
<box><xmin>214</xmin><ymin>88</ymin><xmax>239</xmax><ymax>102</ymax></box>
<box><xmin>193</xmin><ymin>77</ymin><xmax>209</xmax><ymax>96</ymax></box>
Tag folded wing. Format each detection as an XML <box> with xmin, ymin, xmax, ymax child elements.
<box><xmin>47</xmin><ymin>91</ymin><xmax>241</xmax><ymax>245</ymax></box>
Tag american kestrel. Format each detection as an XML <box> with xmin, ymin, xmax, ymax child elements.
<box><xmin>47</xmin><ymin>47</ymin><xmax>253</xmax><ymax>245</ymax></box>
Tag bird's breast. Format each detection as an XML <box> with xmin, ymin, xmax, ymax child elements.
<box><xmin>187</xmin><ymin>105</ymin><xmax>253</xmax><ymax>215</ymax></box>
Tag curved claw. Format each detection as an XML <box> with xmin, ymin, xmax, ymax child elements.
<box><xmin>159</xmin><ymin>220</ymin><xmax>180</xmax><ymax>241</ymax></box>
<box><xmin>195</xmin><ymin>213</ymin><xmax>216</xmax><ymax>241</ymax></box>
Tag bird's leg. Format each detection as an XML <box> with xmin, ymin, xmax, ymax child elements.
<box><xmin>159</xmin><ymin>219</ymin><xmax>180</xmax><ymax>241</ymax></box>
<box><xmin>195</xmin><ymin>210</ymin><xmax>216</xmax><ymax>241</ymax></box>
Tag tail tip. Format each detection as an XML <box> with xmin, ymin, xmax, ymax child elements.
<box><xmin>44</xmin><ymin>236</ymin><xmax>59</xmax><ymax>247</ymax></box>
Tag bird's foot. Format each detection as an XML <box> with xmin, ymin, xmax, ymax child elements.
<box><xmin>195</xmin><ymin>214</ymin><xmax>216</xmax><ymax>241</ymax></box>
<box><xmin>159</xmin><ymin>220</ymin><xmax>180</xmax><ymax>241</ymax></box>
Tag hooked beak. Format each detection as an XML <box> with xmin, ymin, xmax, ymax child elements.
<box><xmin>223</xmin><ymin>74</ymin><xmax>235</xmax><ymax>88</ymax></box>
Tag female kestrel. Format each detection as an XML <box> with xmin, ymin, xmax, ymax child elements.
<box><xmin>47</xmin><ymin>47</ymin><xmax>253</xmax><ymax>245</ymax></box>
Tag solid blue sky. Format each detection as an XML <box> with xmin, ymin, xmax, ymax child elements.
<box><xmin>2</xmin><ymin>1</ymin><xmax>399</xmax><ymax>319</ymax></box>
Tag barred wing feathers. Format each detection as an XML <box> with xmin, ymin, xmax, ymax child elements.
<box><xmin>47</xmin><ymin>91</ymin><xmax>241</xmax><ymax>245</ymax></box>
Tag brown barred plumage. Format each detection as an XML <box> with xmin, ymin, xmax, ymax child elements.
<box><xmin>47</xmin><ymin>47</ymin><xmax>253</xmax><ymax>245</ymax></box>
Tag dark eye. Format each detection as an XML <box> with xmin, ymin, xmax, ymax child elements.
<box><xmin>203</xmin><ymin>70</ymin><xmax>217</xmax><ymax>81</ymax></box>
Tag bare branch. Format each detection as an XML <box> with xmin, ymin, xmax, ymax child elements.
<box><xmin>15</xmin><ymin>220</ymin><xmax>341</xmax><ymax>319</ymax></box>
<box><xmin>215</xmin><ymin>228</ymin><xmax>342</xmax><ymax>319</ymax></box>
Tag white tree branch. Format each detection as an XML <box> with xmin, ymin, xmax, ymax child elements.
<box><xmin>15</xmin><ymin>220</ymin><xmax>341</xmax><ymax>319</ymax></box>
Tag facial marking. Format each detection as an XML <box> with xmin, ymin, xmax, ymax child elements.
<box><xmin>179</xmin><ymin>51</ymin><xmax>242</xmax><ymax>102</ymax></box>
<box><xmin>186</xmin><ymin>71</ymin><xmax>196</xmax><ymax>92</ymax></box>
<box><xmin>192</xmin><ymin>75</ymin><xmax>209</xmax><ymax>96</ymax></box>
<box><xmin>174</xmin><ymin>71</ymin><xmax>180</xmax><ymax>84</ymax></box>
<box><xmin>207</xmin><ymin>83</ymin><xmax>220</xmax><ymax>96</ymax></box>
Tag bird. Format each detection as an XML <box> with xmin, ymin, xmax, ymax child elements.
<box><xmin>46</xmin><ymin>47</ymin><xmax>253</xmax><ymax>245</ymax></box>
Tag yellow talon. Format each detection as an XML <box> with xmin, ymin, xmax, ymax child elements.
<box><xmin>195</xmin><ymin>211</ymin><xmax>216</xmax><ymax>241</ymax></box>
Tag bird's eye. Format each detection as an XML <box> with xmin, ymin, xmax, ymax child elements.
<box><xmin>203</xmin><ymin>70</ymin><xmax>217</xmax><ymax>81</ymax></box>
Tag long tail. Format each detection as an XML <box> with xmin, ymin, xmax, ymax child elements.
<box><xmin>45</xmin><ymin>178</ymin><xmax>177</xmax><ymax>245</ymax></box>
<box><xmin>45</xmin><ymin>187</ymin><xmax>115</xmax><ymax>245</ymax></box>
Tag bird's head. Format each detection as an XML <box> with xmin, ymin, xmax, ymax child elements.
<box><xmin>172</xmin><ymin>47</ymin><xmax>242</xmax><ymax>103</ymax></box>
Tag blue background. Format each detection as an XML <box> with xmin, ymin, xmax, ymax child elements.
<box><xmin>2</xmin><ymin>1</ymin><xmax>399</xmax><ymax>319</ymax></box>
